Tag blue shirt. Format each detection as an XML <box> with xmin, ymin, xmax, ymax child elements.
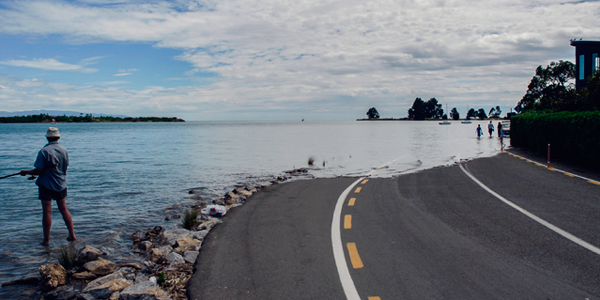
<box><xmin>34</xmin><ymin>141</ymin><xmax>69</xmax><ymax>192</ymax></box>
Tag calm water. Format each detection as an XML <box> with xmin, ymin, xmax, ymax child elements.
<box><xmin>0</xmin><ymin>120</ymin><xmax>503</xmax><ymax>297</ymax></box>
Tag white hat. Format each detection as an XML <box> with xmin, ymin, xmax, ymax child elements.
<box><xmin>46</xmin><ymin>127</ymin><xmax>61</xmax><ymax>138</ymax></box>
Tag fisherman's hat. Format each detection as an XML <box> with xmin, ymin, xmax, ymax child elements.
<box><xmin>45</xmin><ymin>127</ymin><xmax>61</xmax><ymax>138</ymax></box>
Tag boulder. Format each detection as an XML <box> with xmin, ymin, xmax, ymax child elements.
<box><xmin>83</xmin><ymin>258</ymin><xmax>118</xmax><ymax>276</ymax></box>
<box><xmin>82</xmin><ymin>277</ymin><xmax>132</xmax><ymax>299</ymax></box>
<box><xmin>150</xmin><ymin>245</ymin><xmax>172</xmax><ymax>258</ymax></box>
<box><xmin>184</xmin><ymin>251</ymin><xmax>199</xmax><ymax>264</ymax></box>
<box><xmin>137</xmin><ymin>241</ymin><xmax>152</xmax><ymax>251</ymax></box>
<box><xmin>162</xmin><ymin>229</ymin><xmax>205</xmax><ymax>246</ymax></box>
<box><xmin>39</xmin><ymin>263</ymin><xmax>67</xmax><ymax>291</ymax></box>
<box><xmin>43</xmin><ymin>284</ymin><xmax>81</xmax><ymax>300</ymax></box>
<box><xmin>234</xmin><ymin>187</ymin><xmax>253</xmax><ymax>197</ymax></box>
<box><xmin>166</xmin><ymin>252</ymin><xmax>185</xmax><ymax>266</ymax></box>
<box><xmin>84</xmin><ymin>271</ymin><xmax>124</xmax><ymax>290</ymax></box>
<box><xmin>174</xmin><ymin>237</ymin><xmax>201</xmax><ymax>253</ymax></box>
<box><xmin>75</xmin><ymin>245</ymin><xmax>104</xmax><ymax>265</ymax></box>
<box><xmin>119</xmin><ymin>279</ymin><xmax>170</xmax><ymax>300</ymax></box>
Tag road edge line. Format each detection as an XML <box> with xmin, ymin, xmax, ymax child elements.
<box><xmin>459</xmin><ymin>163</ymin><xmax>600</xmax><ymax>256</ymax></box>
<box><xmin>332</xmin><ymin>177</ymin><xmax>364</xmax><ymax>300</ymax></box>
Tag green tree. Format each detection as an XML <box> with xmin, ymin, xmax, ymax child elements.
<box><xmin>517</xmin><ymin>60</ymin><xmax>576</xmax><ymax>112</ymax></box>
<box><xmin>366</xmin><ymin>107</ymin><xmax>380</xmax><ymax>119</ymax></box>
<box><xmin>450</xmin><ymin>107</ymin><xmax>460</xmax><ymax>120</ymax></box>
<box><xmin>424</xmin><ymin>98</ymin><xmax>444</xmax><ymax>119</ymax></box>
<box><xmin>408</xmin><ymin>98</ymin><xmax>426</xmax><ymax>120</ymax></box>
<box><xmin>466</xmin><ymin>108</ymin><xmax>477</xmax><ymax>119</ymax></box>
<box><xmin>477</xmin><ymin>108</ymin><xmax>487</xmax><ymax>120</ymax></box>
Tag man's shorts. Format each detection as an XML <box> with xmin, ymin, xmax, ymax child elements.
<box><xmin>38</xmin><ymin>185</ymin><xmax>67</xmax><ymax>201</ymax></box>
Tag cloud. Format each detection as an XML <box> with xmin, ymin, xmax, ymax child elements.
<box><xmin>0</xmin><ymin>58</ymin><xmax>98</xmax><ymax>73</ymax></box>
<box><xmin>0</xmin><ymin>0</ymin><xmax>599</xmax><ymax>119</ymax></box>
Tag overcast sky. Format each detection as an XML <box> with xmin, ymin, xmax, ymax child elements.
<box><xmin>0</xmin><ymin>0</ymin><xmax>598</xmax><ymax>120</ymax></box>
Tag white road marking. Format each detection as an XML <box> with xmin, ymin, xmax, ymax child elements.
<box><xmin>459</xmin><ymin>163</ymin><xmax>600</xmax><ymax>256</ymax></box>
<box><xmin>331</xmin><ymin>177</ymin><xmax>364</xmax><ymax>300</ymax></box>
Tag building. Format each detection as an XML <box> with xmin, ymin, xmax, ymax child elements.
<box><xmin>570</xmin><ymin>40</ymin><xmax>600</xmax><ymax>89</ymax></box>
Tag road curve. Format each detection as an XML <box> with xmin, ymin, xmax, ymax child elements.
<box><xmin>187</xmin><ymin>153</ymin><xmax>600</xmax><ymax>299</ymax></box>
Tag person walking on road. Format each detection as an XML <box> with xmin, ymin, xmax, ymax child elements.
<box><xmin>476</xmin><ymin>124</ymin><xmax>483</xmax><ymax>138</ymax></box>
<box><xmin>21</xmin><ymin>127</ymin><xmax>76</xmax><ymax>246</ymax></box>
<box><xmin>488</xmin><ymin>121</ymin><xmax>494</xmax><ymax>137</ymax></box>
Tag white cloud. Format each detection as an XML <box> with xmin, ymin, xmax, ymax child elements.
<box><xmin>0</xmin><ymin>0</ymin><xmax>599</xmax><ymax>119</ymax></box>
<box><xmin>0</xmin><ymin>58</ymin><xmax>98</xmax><ymax>73</ymax></box>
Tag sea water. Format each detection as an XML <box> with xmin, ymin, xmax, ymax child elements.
<box><xmin>0</xmin><ymin>120</ymin><xmax>503</xmax><ymax>297</ymax></box>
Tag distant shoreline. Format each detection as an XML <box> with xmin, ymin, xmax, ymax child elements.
<box><xmin>0</xmin><ymin>114</ymin><xmax>185</xmax><ymax>123</ymax></box>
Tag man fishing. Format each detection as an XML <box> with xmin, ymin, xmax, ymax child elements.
<box><xmin>21</xmin><ymin>127</ymin><xmax>76</xmax><ymax>246</ymax></box>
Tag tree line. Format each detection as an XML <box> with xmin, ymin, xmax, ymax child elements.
<box><xmin>516</xmin><ymin>60</ymin><xmax>600</xmax><ymax>113</ymax></box>
<box><xmin>0</xmin><ymin>113</ymin><xmax>185</xmax><ymax>123</ymax></box>
<box><xmin>365</xmin><ymin>99</ymin><xmax>503</xmax><ymax>120</ymax></box>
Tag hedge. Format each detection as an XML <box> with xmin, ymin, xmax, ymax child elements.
<box><xmin>511</xmin><ymin>111</ymin><xmax>600</xmax><ymax>167</ymax></box>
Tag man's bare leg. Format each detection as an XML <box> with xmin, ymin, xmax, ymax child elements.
<box><xmin>41</xmin><ymin>200</ymin><xmax>52</xmax><ymax>246</ymax></box>
<box><xmin>56</xmin><ymin>198</ymin><xmax>76</xmax><ymax>241</ymax></box>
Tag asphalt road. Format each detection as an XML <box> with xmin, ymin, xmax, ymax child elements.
<box><xmin>187</xmin><ymin>152</ymin><xmax>600</xmax><ymax>299</ymax></box>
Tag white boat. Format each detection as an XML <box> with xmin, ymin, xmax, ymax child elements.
<box><xmin>439</xmin><ymin>120</ymin><xmax>451</xmax><ymax>125</ymax></box>
<box><xmin>461</xmin><ymin>120</ymin><xmax>472</xmax><ymax>124</ymax></box>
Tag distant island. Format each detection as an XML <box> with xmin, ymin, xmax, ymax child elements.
<box><xmin>0</xmin><ymin>113</ymin><xmax>185</xmax><ymax>123</ymax></box>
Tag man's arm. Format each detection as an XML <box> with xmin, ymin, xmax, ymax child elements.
<box><xmin>21</xmin><ymin>168</ymin><xmax>44</xmax><ymax>176</ymax></box>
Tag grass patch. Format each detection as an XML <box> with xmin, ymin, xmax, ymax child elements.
<box><xmin>182</xmin><ymin>209</ymin><xmax>199</xmax><ymax>230</ymax></box>
<box><xmin>57</xmin><ymin>244</ymin><xmax>79</xmax><ymax>270</ymax></box>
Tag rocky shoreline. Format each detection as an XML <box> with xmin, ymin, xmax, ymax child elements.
<box><xmin>2</xmin><ymin>168</ymin><xmax>311</xmax><ymax>300</ymax></box>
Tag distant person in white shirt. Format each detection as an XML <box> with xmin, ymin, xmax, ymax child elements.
<box><xmin>21</xmin><ymin>127</ymin><xmax>76</xmax><ymax>246</ymax></box>
<box><xmin>488</xmin><ymin>121</ymin><xmax>494</xmax><ymax>137</ymax></box>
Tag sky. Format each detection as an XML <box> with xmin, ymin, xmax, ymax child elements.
<box><xmin>0</xmin><ymin>0</ymin><xmax>599</xmax><ymax>121</ymax></box>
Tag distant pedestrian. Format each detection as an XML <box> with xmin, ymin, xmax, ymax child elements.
<box><xmin>476</xmin><ymin>124</ymin><xmax>483</xmax><ymax>138</ymax></box>
<box><xmin>21</xmin><ymin>127</ymin><xmax>76</xmax><ymax>246</ymax></box>
<box><xmin>488</xmin><ymin>121</ymin><xmax>494</xmax><ymax>137</ymax></box>
<box><xmin>498</xmin><ymin>122</ymin><xmax>503</xmax><ymax>137</ymax></box>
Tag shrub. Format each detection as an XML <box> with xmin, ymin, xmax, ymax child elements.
<box><xmin>57</xmin><ymin>244</ymin><xmax>79</xmax><ymax>270</ymax></box>
<box><xmin>182</xmin><ymin>209</ymin><xmax>199</xmax><ymax>230</ymax></box>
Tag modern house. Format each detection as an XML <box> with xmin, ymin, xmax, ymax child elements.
<box><xmin>570</xmin><ymin>40</ymin><xmax>600</xmax><ymax>89</ymax></box>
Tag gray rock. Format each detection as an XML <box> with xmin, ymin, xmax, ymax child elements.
<box><xmin>119</xmin><ymin>279</ymin><xmax>170</xmax><ymax>300</ymax></box>
<box><xmin>77</xmin><ymin>293</ymin><xmax>96</xmax><ymax>300</ymax></box>
<box><xmin>184</xmin><ymin>251</ymin><xmax>199</xmax><ymax>264</ymax></box>
<box><xmin>82</xmin><ymin>278</ymin><xmax>132</xmax><ymax>299</ymax></box>
<box><xmin>76</xmin><ymin>245</ymin><xmax>104</xmax><ymax>265</ymax></box>
<box><xmin>166</xmin><ymin>252</ymin><xmax>185</xmax><ymax>266</ymax></box>
<box><xmin>44</xmin><ymin>284</ymin><xmax>81</xmax><ymax>300</ymax></box>
<box><xmin>150</xmin><ymin>245</ymin><xmax>172</xmax><ymax>258</ymax></box>
<box><xmin>137</xmin><ymin>241</ymin><xmax>152</xmax><ymax>251</ymax></box>
<box><xmin>173</xmin><ymin>237</ymin><xmax>201</xmax><ymax>253</ymax></box>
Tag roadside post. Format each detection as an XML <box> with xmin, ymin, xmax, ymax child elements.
<box><xmin>547</xmin><ymin>144</ymin><xmax>551</xmax><ymax>169</ymax></box>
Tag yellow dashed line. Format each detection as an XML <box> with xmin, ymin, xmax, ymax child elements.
<box><xmin>368</xmin><ymin>297</ymin><xmax>382</xmax><ymax>300</ymax></box>
<box><xmin>535</xmin><ymin>163</ymin><xmax>543</xmax><ymax>167</ymax></box>
<box><xmin>354</xmin><ymin>187</ymin><xmax>362</xmax><ymax>193</ymax></box>
<box><xmin>565</xmin><ymin>173</ymin><xmax>575</xmax><ymax>177</ymax></box>
<box><xmin>344</xmin><ymin>215</ymin><xmax>352</xmax><ymax>229</ymax></box>
<box><xmin>346</xmin><ymin>243</ymin><xmax>364</xmax><ymax>269</ymax></box>
<box><xmin>348</xmin><ymin>197</ymin><xmax>356</xmax><ymax>206</ymax></box>
<box><xmin>588</xmin><ymin>180</ymin><xmax>600</xmax><ymax>186</ymax></box>
<box><xmin>361</xmin><ymin>179</ymin><xmax>369</xmax><ymax>184</ymax></box>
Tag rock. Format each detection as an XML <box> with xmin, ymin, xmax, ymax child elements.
<box><xmin>83</xmin><ymin>258</ymin><xmax>118</xmax><ymax>276</ymax></box>
<box><xmin>150</xmin><ymin>245</ymin><xmax>172</xmax><ymax>258</ymax></box>
<box><xmin>77</xmin><ymin>293</ymin><xmax>96</xmax><ymax>300</ymax></box>
<box><xmin>235</xmin><ymin>187</ymin><xmax>253</xmax><ymax>197</ymax></box>
<box><xmin>184</xmin><ymin>251</ymin><xmax>199</xmax><ymax>264</ymax></box>
<box><xmin>174</xmin><ymin>237</ymin><xmax>201</xmax><ymax>252</ymax></box>
<box><xmin>119</xmin><ymin>279</ymin><xmax>170</xmax><ymax>300</ymax></box>
<box><xmin>39</xmin><ymin>263</ymin><xmax>67</xmax><ymax>291</ymax></box>
<box><xmin>166</xmin><ymin>252</ymin><xmax>185</xmax><ymax>266</ymax></box>
<box><xmin>44</xmin><ymin>284</ymin><xmax>81</xmax><ymax>300</ymax></box>
<box><xmin>138</xmin><ymin>241</ymin><xmax>152</xmax><ymax>251</ymax></box>
<box><xmin>72</xmin><ymin>271</ymin><xmax>96</xmax><ymax>280</ymax></box>
<box><xmin>85</xmin><ymin>271</ymin><xmax>125</xmax><ymax>290</ymax></box>
<box><xmin>76</xmin><ymin>245</ymin><xmax>104</xmax><ymax>265</ymax></box>
<box><xmin>119</xmin><ymin>263</ymin><xmax>142</xmax><ymax>270</ymax></box>
<box><xmin>162</xmin><ymin>229</ymin><xmax>206</xmax><ymax>246</ymax></box>
<box><xmin>1</xmin><ymin>276</ymin><xmax>39</xmax><ymax>287</ymax></box>
<box><xmin>82</xmin><ymin>277</ymin><xmax>132</xmax><ymax>299</ymax></box>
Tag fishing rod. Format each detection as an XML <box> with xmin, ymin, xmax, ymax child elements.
<box><xmin>0</xmin><ymin>163</ymin><xmax>59</xmax><ymax>180</ymax></box>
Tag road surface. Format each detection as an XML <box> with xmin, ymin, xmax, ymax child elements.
<box><xmin>187</xmin><ymin>152</ymin><xmax>600</xmax><ymax>299</ymax></box>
